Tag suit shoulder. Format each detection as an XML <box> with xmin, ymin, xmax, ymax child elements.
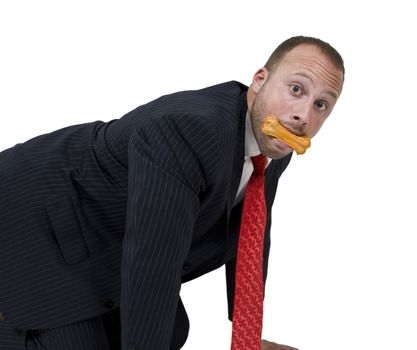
<box><xmin>105</xmin><ymin>81</ymin><xmax>247</xmax><ymax>167</ymax></box>
<box><xmin>149</xmin><ymin>81</ymin><xmax>248</xmax><ymax>121</ymax></box>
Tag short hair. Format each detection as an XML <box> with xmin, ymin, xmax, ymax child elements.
<box><xmin>265</xmin><ymin>36</ymin><xmax>345</xmax><ymax>79</ymax></box>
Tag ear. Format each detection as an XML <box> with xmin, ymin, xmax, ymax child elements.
<box><xmin>251</xmin><ymin>67</ymin><xmax>269</xmax><ymax>95</ymax></box>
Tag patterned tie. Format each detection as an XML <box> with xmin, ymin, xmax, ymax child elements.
<box><xmin>231</xmin><ymin>154</ymin><xmax>268</xmax><ymax>350</ymax></box>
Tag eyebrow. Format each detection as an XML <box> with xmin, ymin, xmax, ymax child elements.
<box><xmin>293</xmin><ymin>72</ymin><xmax>338</xmax><ymax>100</ymax></box>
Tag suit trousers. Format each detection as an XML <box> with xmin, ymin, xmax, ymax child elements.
<box><xmin>0</xmin><ymin>308</ymin><xmax>121</xmax><ymax>350</ymax></box>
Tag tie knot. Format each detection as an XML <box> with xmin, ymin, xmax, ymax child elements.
<box><xmin>251</xmin><ymin>154</ymin><xmax>267</xmax><ymax>175</ymax></box>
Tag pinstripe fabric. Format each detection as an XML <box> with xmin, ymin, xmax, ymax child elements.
<box><xmin>0</xmin><ymin>81</ymin><xmax>292</xmax><ymax>349</ymax></box>
<box><xmin>0</xmin><ymin>318</ymin><xmax>26</xmax><ymax>349</ymax></box>
<box><xmin>25</xmin><ymin>315</ymin><xmax>111</xmax><ymax>350</ymax></box>
<box><xmin>0</xmin><ymin>309</ymin><xmax>119</xmax><ymax>350</ymax></box>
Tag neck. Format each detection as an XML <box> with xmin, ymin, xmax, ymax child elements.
<box><xmin>246</xmin><ymin>85</ymin><xmax>255</xmax><ymax>115</ymax></box>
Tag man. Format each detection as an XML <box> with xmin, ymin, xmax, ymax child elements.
<box><xmin>0</xmin><ymin>36</ymin><xmax>344</xmax><ymax>349</ymax></box>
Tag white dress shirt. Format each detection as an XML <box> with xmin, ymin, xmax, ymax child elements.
<box><xmin>233</xmin><ymin>112</ymin><xmax>272</xmax><ymax>206</ymax></box>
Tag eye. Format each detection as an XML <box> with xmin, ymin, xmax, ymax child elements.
<box><xmin>315</xmin><ymin>100</ymin><xmax>328</xmax><ymax>111</ymax></box>
<box><xmin>290</xmin><ymin>84</ymin><xmax>303</xmax><ymax>95</ymax></box>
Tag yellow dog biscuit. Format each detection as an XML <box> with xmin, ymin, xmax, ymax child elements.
<box><xmin>261</xmin><ymin>116</ymin><xmax>311</xmax><ymax>155</ymax></box>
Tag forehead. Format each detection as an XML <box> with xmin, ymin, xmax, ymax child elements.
<box><xmin>276</xmin><ymin>44</ymin><xmax>343</xmax><ymax>97</ymax></box>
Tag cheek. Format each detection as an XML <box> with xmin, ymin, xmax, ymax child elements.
<box><xmin>309</xmin><ymin>118</ymin><xmax>327</xmax><ymax>137</ymax></box>
<box><xmin>262</xmin><ymin>97</ymin><xmax>289</xmax><ymax>116</ymax></box>
<box><xmin>257</xmin><ymin>87</ymin><xmax>296</xmax><ymax>118</ymax></box>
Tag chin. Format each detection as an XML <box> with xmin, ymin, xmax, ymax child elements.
<box><xmin>270</xmin><ymin>152</ymin><xmax>292</xmax><ymax>160</ymax></box>
<box><xmin>259</xmin><ymin>140</ymin><xmax>292</xmax><ymax>159</ymax></box>
<box><xmin>261</xmin><ymin>148</ymin><xmax>292</xmax><ymax>160</ymax></box>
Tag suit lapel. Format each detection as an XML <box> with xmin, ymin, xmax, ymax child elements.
<box><xmin>226</xmin><ymin>91</ymin><xmax>246</xmax><ymax>227</ymax></box>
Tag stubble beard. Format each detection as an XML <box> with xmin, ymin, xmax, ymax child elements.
<box><xmin>250</xmin><ymin>92</ymin><xmax>292</xmax><ymax>160</ymax></box>
<box><xmin>250</xmin><ymin>93</ymin><xmax>270</xmax><ymax>156</ymax></box>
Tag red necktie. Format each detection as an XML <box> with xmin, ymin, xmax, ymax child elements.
<box><xmin>231</xmin><ymin>154</ymin><xmax>268</xmax><ymax>350</ymax></box>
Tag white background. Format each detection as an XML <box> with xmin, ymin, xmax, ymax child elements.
<box><xmin>1</xmin><ymin>1</ymin><xmax>416</xmax><ymax>349</ymax></box>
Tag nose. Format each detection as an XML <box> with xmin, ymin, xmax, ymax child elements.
<box><xmin>291</xmin><ymin>102</ymin><xmax>314</xmax><ymax>128</ymax></box>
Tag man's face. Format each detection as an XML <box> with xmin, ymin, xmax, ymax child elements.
<box><xmin>249</xmin><ymin>44</ymin><xmax>344</xmax><ymax>159</ymax></box>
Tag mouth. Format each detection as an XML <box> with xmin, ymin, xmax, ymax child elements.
<box><xmin>268</xmin><ymin>135</ymin><xmax>292</xmax><ymax>152</ymax></box>
<box><xmin>261</xmin><ymin>115</ymin><xmax>311</xmax><ymax>155</ymax></box>
<box><xmin>280</xmin><ymin>123</ymin><xmax>304</xmax><ymax>137</ymax></box>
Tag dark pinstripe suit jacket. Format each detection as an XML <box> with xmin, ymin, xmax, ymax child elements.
<box><xmin>0</xmin><ymin>81</ymin><xmax>292</xmax><ymax>349</ymax></box>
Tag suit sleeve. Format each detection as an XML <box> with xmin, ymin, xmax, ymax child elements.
<box><xmin>120</xmin><ymin>115</ymin><xmax>220</xmax><ymax>350</ymax></box>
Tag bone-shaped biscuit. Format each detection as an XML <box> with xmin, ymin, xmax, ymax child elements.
<box><xmin>261</xmin><ymin>115</ymin><xmax>311</xmax><ymax>155</ymax></box>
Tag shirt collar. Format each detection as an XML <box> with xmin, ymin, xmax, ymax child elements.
<box><xmin>245</xmin><ymin>111</ymin><xmax>272</xmax><ymax>165</ymax></box>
